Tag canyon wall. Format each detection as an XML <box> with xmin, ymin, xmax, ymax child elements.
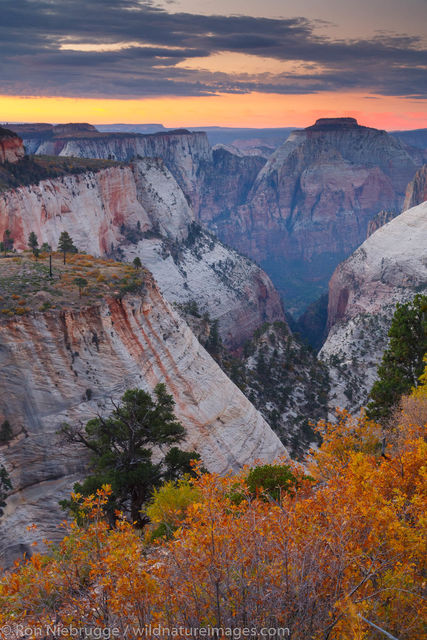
<box><xmin>204</xmin><ymin>118</ymin><xmax>422</xmax><ymax>314</ymax></box>
<box><xmin>0</xmin><ymin>279</ymin><xmax>285</xmax><ymax>566</ymax></box>
<box><xmin>403</xmin><ymin>165</ymin><xmax>427</xmax><ymax>210</ymax></box>
<box><xmin>320</xmin><ymin>200</ymin><xmax>427</xmax><ymax>414</ymax></box>
<box><xmin>0</xmin><ymin>159</ymin><xmax>285</xmax><ymax>349</ymax></box>
<box><xmin>16</xmin><ymin>126</ymin><xmax>212</xmax><ymax>214</ymax></box>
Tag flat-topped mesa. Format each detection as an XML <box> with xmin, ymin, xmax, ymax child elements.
<box><xmin>0</xmin><ymin>126</ymin><xmax>25</xmax><ymax>164</ymax></box>
<box><xmin>307</xmin><ymin>117</ymin><xmax>362</xmax><ymax>131</ymax></box>
<box><xmin>50</xmin><ymin>123</ymin><xmax>98</xmax><ymax>136</ymax></box>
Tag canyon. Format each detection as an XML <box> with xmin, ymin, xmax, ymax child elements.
<box><xmin>12</xmin><ymin>119</ymin><xmax>423</xmax><ymax>317</ymax></box>
<box><xmin>1</xmin><ymin>123</ymin><xmax>425</xmax><ymax>567</ymax></box>
<box><xmin>0</xmin><ymin>154</ymin><xmax>284</xmax><ymax>350</ymax></box>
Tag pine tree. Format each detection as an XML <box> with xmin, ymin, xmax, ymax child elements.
<box><xmin>28</xmin><ymin>231</ymin><xmax>39</xmax><ymax>258</ymax></box>
<box><xmin>57</xmin><ymin>231</ymin><xmax>75</xmax><ymax>264</ymax></box>
<box><xmin>366</xmin><ymin>294</ymin><xmax>427</xmax><ymax>423</ymax></box>
<box><xmin>60</xmin><ymin>384</ymin><xmax>199</xmax><ymax>527</ymax></box>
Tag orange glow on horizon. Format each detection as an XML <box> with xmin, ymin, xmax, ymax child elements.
<box><xmin>1</xmin><ymin>92</ymin><xmax>426</xmax><ymax>130</ymax></box>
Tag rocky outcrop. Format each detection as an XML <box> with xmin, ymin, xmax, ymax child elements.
<box><xmin>0</xmin><ymin>278</ymin><xmax>285</xmax><ymax>566</ymax></box>
<box><xmin>0</xmin><ymin>127</ymin><xmax>25</xmax><ymax>164</ymax></box>
<box><xmin>0</xmin><ymin>159</ymin><xmax>285</xmax><ymax>349</ymax></box>
<box><xmin>320</xmin><ymin>201</ymin><xmax>427</xmax><ymax>413</ymax></box>
<box><xmin>204</xmin><ymin>118</ymin><xmax>422</xmax><ymax>315</ymax></box>
<box><xmin>403</xmin><ymin>165</ymin><xmax>427</xmax><ymax>210</ymax></box>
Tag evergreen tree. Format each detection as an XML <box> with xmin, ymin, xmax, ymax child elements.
<box><xmin>57</xmin><ymin>231</ymin><xmax>75</xmax><ymax>264</ymax></box>
<box><xmin>366</xmin><ymin>294</ymin><xmax>427</xmax><ymax>423</ymax></box>
<box><xmin>28</xmin><ymin>231</ymin><xmax>39</xmax><ymax>258</ymax></box>
<box><xmin>133</xmin><ymin>256</ymin><xmax>142</xmax><ymax>269</ymax></box>
<box><xmin>61</xmin><ymin>384</ymin><xmax>200</xmax><ymax>527</ymax></box>
<box><xmin>2</xmin><ymin>229</ymin><xmax>13</xmax><ymax>256</ymax></box>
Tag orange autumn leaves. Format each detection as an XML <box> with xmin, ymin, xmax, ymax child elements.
<box><xmin>0</xmin><ymin>399</ymin><xmax>426</xmax><ymax>639</ymax></box>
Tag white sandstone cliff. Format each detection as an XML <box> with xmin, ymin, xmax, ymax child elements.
<box><xmin>0</xmin><ymin>159</ymin><xmax>284</xmax><ymax>349</ymax></box>
<box><xmin>0</xmin><ymin>278</ymin><xmax>285</xmax><ymax>566</ymax></box>
<box><xmin>320</xmin><ymin>200</ymin><xmax>427</xmax><ymax>413</ymax></box>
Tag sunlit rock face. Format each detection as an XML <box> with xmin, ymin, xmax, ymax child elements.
<box><xmin>320</xmin><ymin>200</ymin><xmax>427</xmax><ymax>414</ymax></box>
<box><xmin>0</xmin><ymin>127</ymin><xmax>25</xmax><ymax>164</ymax></box>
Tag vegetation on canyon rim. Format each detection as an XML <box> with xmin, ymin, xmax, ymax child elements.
<box><xmin>0</xmin><ymin>372</ymin><xmax>425</xmax><ymax>639</ymax></box>
<box><xmin>0</xmin><ymin>248</ymin><xmax>145</xmax><ymax>317</ymax></box>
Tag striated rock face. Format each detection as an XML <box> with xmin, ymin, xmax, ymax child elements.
<box><xmin>0</xmin><ymin>279</ymin><xmax>285</xmax><ymax>566</ymax></box>
<box><xmin>14</xmin><ymin>126</ymin><xmax>212</xmax><ymax>213</ymax></box>
<box><xmin>198</xmin><ymin>147</ymin><xmax>266</xmax><ymax>225</ymax></box>
<box><xmin>0</xmin><ymin>159</ymin><xmax>285</xmax><ymax>349</ymax></box>
<box><xmin>320</xmin><ymin>201</ymin><xmax>427</xmax><ymax>414</ymax></box>
<box><xmin>403</xmin><ymin>165</ymin><xmax>427</xmax><ymax>210</ymax></box>
<box><xmin>205</xmin><ymin>118</ymin><xmax>422</xmax><ymax>314</ymax></box>
<box><xmin>0</xmin><ymin>127</ymin><xmax>25</xmax><ymax>164</ymax></box>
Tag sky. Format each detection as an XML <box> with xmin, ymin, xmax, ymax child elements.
<box><xmin>0</xmin><ymin>0</ymin><xmax>426</xmax><ymax>129</ymax></box>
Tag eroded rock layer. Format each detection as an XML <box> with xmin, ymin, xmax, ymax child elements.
<box><xmin>0</xmin><ymin>159</ymin><xmax>285</xmax><ymax>349</ymax></box>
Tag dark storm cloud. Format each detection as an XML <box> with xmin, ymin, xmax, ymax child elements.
<box><xmin>0</xmin><ymin>0</ymin><xmax>426</xmax><ymax>98</ymax></box>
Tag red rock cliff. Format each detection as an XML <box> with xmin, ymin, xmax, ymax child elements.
<box><xmin>0</xmin><ymin>127</ymin><xmax>25</xmax><ymax>164</ymax></box>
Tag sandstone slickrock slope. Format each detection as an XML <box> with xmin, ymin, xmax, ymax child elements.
<box><xmin>320</xmin><ymin>200</ymin><xmax>427</xmax><ymax>413</ymax></box>
<box><xmin>0</xmin><ymin>275</ymin><xmax>285</xmax><ymax>566</ymax></box>
<box><xmin>203</xmin><ymin>118</ymin><xmax>423</xmax><ymax>314</ymax></box>
<box><xmin>0</xmin><ymin>158</ymin><xmax>284</xmax><ymax>349</ymax></box>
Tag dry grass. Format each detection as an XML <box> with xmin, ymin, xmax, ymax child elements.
<box><xmin>0</xmin><ymin>252</ymin><xmax>146</xmax><ymax>319</ymax></box>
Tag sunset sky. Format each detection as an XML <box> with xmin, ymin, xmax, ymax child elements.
<box><xmin>1</xmin><ymin>0</ymin><xmax>426</xmax><ymax>129</ymax></box>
